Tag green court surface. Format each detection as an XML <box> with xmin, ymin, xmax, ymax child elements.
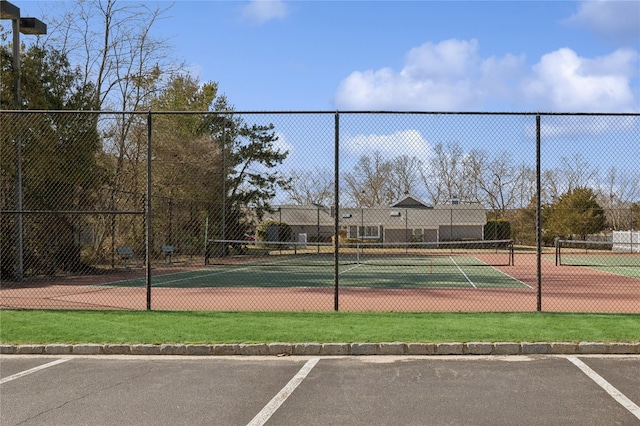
<box><xmin>566</xmin><ymin>264</ymin><xmax>640</xmax><ymax>280</ymax></box>
<box><xmin>100</xmin><ymin>255</ymin><xmax>530</xmax><ymax>290</ymax></box>
<box><xmin>590</xmin><ymin>266</ymin><xmax>640</xmax><ymax>279</ymax></box>
<box><xmin>556</xmin><ymin>255</ymin><xmax>640</xmax><ymax>280</ymax></box>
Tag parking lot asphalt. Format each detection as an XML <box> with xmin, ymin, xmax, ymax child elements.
<box><xmin>1</xmin><ymin>355</ymin><xmax>639</xmax><ymax>425</ymax></box>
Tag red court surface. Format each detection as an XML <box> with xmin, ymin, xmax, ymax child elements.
<box><xmin>1</xmin><ymin>254</ymin><xmax>638</xmax><ymax>312</ymax></box>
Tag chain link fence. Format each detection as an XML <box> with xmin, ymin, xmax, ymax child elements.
<box><xmin>1</xmin><ymin>111</ymin><xmax>638</xmax><ymax>312</ymax></box>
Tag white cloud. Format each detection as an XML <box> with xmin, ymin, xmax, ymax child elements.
<box><xmin>334</xmin><ymin>39</ymin><xmax>638</xmax><ymax>112</ymax></box>
<box><xmin>241</xmin><ymin>0</ymin><xmax>289</xmax><ymax>24</ymax></box>
<box><xmin>522</xmin><ymin>47</ymin><xmax>638</xmax><ymax>112</ymax></box>
<box><xmin>402</xmin><ymin>39</ymin><xmax>480</xmax><ymax>80</ymax></box>
<box><xmin>524</xmin><ymin>115</ymin><xmax>640</xmax><ymax>140</ymax></box>
<box><xmin>334</xmin><ymin>39</ymin><xmax>526</xmax><ymax>111</ymax></box>
<box><xmin>344</xmin><ymin>129</ymin><xmax>432</xmax><ymax>162</ymax></box>
<box><xmin>563</xmin><ymin>0</ymin><xmax>640</xmax><ymax>45</ymax></box>
<box><xmin>272</xmin><ymin>131</ymin><xmax>293</xmax><ymax>157</ymax></box>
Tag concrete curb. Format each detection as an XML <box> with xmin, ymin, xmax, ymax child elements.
<box><xmin>1</xmin><ymin>342</ymin><xmax>639</xmax><ymax>356</ymax></box>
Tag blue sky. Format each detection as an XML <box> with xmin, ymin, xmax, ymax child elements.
<box><xmin>138</xmin><ymin>0</ymin><xmax>638</xmax><ymax>193</ymax></box>
<box><xmin>155</xmin><ymin>0</ymin><xmax>640</xmax><ymax>112</ymax></box>
<box><xmin>11</xmin><ymin>0</ymin><xmax>640</xmax><ymax>206</ymax></box>
<box><xmin>16</xmin><ymin>0</ymin><xmax>639</xmax><ymax>112</ymax></box>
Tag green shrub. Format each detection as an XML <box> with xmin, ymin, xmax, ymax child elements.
<box><xmin>485</xmin><ymin>219</ymin><xmax>512</xmax><ymax>240</ymax></box>
<box><xmin>256</xmin><ymin>220</ymin><xmax>292</xmax><ymax>243</ymax></box>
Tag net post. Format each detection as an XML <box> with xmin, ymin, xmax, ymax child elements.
<box><xmin>554</xmin><ymin>237</ymin><xmax>559</xmax><ymax>266</ymax></box>
<box><xmin>203</xmin><ymin>216</ymin><xmax>209</xmax><ymax>265</ymax></box>
<box><xmin>510</xmin><ymin>239</ymin><xmax>514</xmax><ymax>266</ymax></box>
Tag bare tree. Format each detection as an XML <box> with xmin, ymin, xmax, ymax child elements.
<box><xmin>344</xmin><ymin>152</ymin><xmax>394</xmax><ymax>207</ymax></box>
<box><xmin>421</xmin><ymin>143</ymin><xmax>536</xmax><ymax>213</ymax></box>
<box><xmin>49</xmin><ymin>0</ymin><xmax>180</xmax><ymax>110</ymax></box>
<box><xmin>421</xmin><ymin>142</ymin><xmax>466</xmax><ymax>205</ymax></box>
<box><xmin>48</xmin><ymin>0</ymin><xmax>183</xmax><ymax>196</ymax></box>
<box><xmin>542</xmin><ymin>168</ymin><xmax>562</xmax><ymax>203</ymax></box>
<box><xmin>389</xmin><ymin>155</ymin><xmax>423</xmax><ymax>198</ymax></box>
<box><xmin>543</xmin><ymin>153</ymin><xmax>599</xmax><ymax>202</ymax></box>
<box><xmin>459</xmin><ymin>148</ymin><xmax>485</xmax><ymax>205</ymax></box>
<box><xmin>341</xmin><ymin>153</ymin><xmax>423</xmax><ymax>208</ymax></box>
<box><xmin>598</xmin><ymin>167</ymin><xmax>640</xmax><ymax>230</ymax></box>
<box><xmin>515</xmin><ymin>163</ymin><xmax>537</xmax><ymax>209</ymax></box>
<box><xmin>468</xmin><ymin>151</ymin><xmax>520</xmax><ymax>213</ymax></box>
<box><xmin>563</xmin><ymin>153</ymin><xmax>600</xmax><ymax>193</ymax></box>
<box><xmin>284</xmin><ymin>168</ymin><xmax>334</xmax><ymax>206</ymax></box>
<box><xmin>43</xmin><ymin>1</ymin><xmax>185</xmax><ymax>265</ymax></box>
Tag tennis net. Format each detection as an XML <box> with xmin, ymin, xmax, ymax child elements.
<box><xmin>206</xmin><ymin>239</ymin><xmax>514</xmax><ymax>267</ymax></box>
<box><xmin>555</xmin><ymin>239</ymin><xmax>640</xmax><ymax>267</ymax></box>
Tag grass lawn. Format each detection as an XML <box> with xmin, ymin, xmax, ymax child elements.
<box><xmin>1</xmin><ymin>310</ymin><xmax>639</xmax><ymax>345</ymax></box>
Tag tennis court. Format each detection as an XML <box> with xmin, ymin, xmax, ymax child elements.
<box><xmin>3</xmin><ymin>238</ymin><xmax>639</xmax><ymax>312</ymax></box>
<box><xmin>558</xmin><ymin>262</ymin><xmax>640</xmax><ymax>280</ymax></box>
<box><xmin>99</xmin><ymin>240</ymin><xmax>529</xmax><ymax>291</ymax></box>
<box><xmin>555</xmin><ymin>239</ymin><xmax>640</xmax><ymax>280</ymax></box>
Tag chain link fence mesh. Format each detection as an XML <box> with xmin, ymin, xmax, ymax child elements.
<box><xmin>1</xmin><ymin>111</ymin><xmax>638</xmax><ymax>312</ymax></box>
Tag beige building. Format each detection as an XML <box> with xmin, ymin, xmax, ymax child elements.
<box><xmin>264</xmin><ymin>196</ymin><xmax>487</xmax><ymax>243</ymax></box>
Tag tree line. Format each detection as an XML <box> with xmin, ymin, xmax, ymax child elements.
<box><xmin>283</xmin><ymin>145</ymin><xmax>640</xmax><ymax>245</ymax></box>
<box><xmin>1</xmin><ymin>1</ymin><xmax>288</xmax><ymax>278</ymax></box>
<box><xmin>1</xmin><ymin>1</ymin><xmax>637</xmax><ymax>278</ymax></box>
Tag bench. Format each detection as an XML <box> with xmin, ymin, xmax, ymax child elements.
<box><xmin>117</xmin><ymin>247</ymin><xmax>133</xmax><ymax>270</ymax></box>
<box><xmin>162</xmin><ymin>245</ymin><xmax>174</xmax><ymax>264</ymax></box>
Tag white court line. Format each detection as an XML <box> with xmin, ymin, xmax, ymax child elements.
<box><xmin>146</xmin><ymin>256</ymin><xmax>332</xmax><ymax>287</ymax></box>
<box><xmin>566</xmin><ymin>356</ymin><xmax>640</xmax><ymax>421</ymax></box>
<box><xmin>486</xmin><ymin>264</ymin><xmax>533</xmax><ymax>288</ymax></box>
<box><xmin>449</xmin><ymin>257</ymin><xmax>477</xmax><ymax>288</ymax></box>
<box><xmin>0</xmin><ymin>358</ymin><xmax>72</xmax><ymax>384</ymax></box>
<box><xmin>100</xmin><ymin>259</ymin><xmax>294</xmax><ymax>288</ymax></box>
<box><xmin>247</xmin><ymin>358</ymin><xmax>319</xmax><ymax>426</ymax></box>
<box><xmin>339</xmin><ymin>261</ymin><xmax>369</xmax><ymax>275</ymax></box>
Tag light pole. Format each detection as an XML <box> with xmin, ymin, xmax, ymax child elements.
<box><xmin>1</xmin><ymin>1</ymin><xmax>47</xmax><ymax>107</ymax></box>
<box><xmin>1</xmin><ymin>0</ymin><xmax>47</xmax><ymax>280</ymax></box>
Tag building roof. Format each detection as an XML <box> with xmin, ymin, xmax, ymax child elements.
<box><xmin>266</xmin><ymin>202</ymin><xmax>487</xmax><ymax>228</ymax></box>
<box><xmin>390</xmin><ymin>195</ymin><xmax>432</xmax><ymax>209</ymax></box>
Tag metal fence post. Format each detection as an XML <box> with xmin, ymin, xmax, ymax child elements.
<box><xmin>334</xmin><ymin>112</ymin><xmax>340</xmax><ymax>311</ymax></box>
<box><xmin>146</xmin><ymin>112</ymin><xmax>153</xmax><ymax>310</ymax></box>
<box><xmin>14</xmin><ymin>114</ymin><xmax>23</xmax><ymax>280</ymax></box>
<box><xmin>536</xmin><ymin>114</ymin><xmax>542</xmax><ymax>312</ymax></box>
<box><xmin>222</xmin><ymin>125</ymin><xmax>227</xmax><ymax>244</ymax></box>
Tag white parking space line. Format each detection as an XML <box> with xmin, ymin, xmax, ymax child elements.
<box><xmin>567</xmin><ymin>356</ymin><xmax>640</xmax><ymax>421</ymax></box>
<box><xmin>247</xmin><ymin>358</ymin><xmax>320</xmax><ymax>426</ymax></box>
<box><xmin>0</xmin><ymin>358</ymin><xmax>72</xmax><ymax>384</ymax></box>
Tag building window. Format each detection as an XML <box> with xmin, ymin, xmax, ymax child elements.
<box><xmin>347</xmin><ymin>225</ymin><xmax>380</xmax><ymax>239</ymax></box>
<box><xmin>358</xmin><ymin>225</ymin><xmax>380</xmax><ymax>239</ymax></box>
